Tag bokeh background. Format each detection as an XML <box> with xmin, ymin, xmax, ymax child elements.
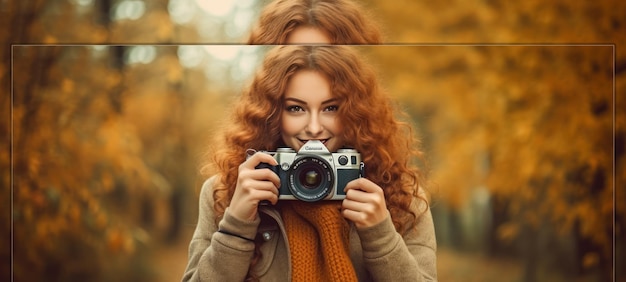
<box><xmin>2</xmin><ymin>0</ymin><xmax>624</xmax><ymax>281</ymax></box>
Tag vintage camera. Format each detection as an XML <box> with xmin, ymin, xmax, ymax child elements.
<box><xmin>254</xmin><ymin>140</ymin><xmax>364</xmax><ymax>202</ymax></box>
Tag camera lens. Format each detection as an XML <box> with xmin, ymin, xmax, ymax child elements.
<box><xmin>288</xmin><ymin>156</ymin><xmax>334</xmax><ymax>202</ymax></box>
<box><xmin>300</xmin><ymin>169</ymin><xmax>321</xmax><ymax>189</ymax></box>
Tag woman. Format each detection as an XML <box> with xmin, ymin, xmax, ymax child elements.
<box><xmin>247</xmin><ymin>0</ymin><xmax>383</xmax><ymax>44</ymax></box>
<box><xmin>182</xmin><ymin>46</ymin><xmax>437</xmax><ymax>281</ymax></box>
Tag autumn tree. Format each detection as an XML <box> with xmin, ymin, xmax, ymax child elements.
<box><xmin>3</xmin><ymin>0</ymin><xmax>264</xmax><ymax>280</ymax></box>
<box><xmin>5</xmin><ymin>0</ymin><xmax>197</xmax><ymax>280</ymax></box>
<box><xmin>365</xmin><ymin>44</ymin><xmax>620</xmax><ymax>280</ymax></box>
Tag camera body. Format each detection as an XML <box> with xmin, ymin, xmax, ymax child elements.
<box><xmin>255</xmin><ymin>140</ymin><xmax>364</xmax><ymax>202</ymax></box>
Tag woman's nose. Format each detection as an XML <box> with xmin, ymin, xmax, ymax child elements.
<box><xmin>305</xmin><ymin>113</ymin><xmax>323</xmax><ymax>136</ymax></box>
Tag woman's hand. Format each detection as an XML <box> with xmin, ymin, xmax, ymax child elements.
<box><xmin>228</xmin><ymin>152</ymin><xmax>280</xmax><ymax>222</ymax></box>
<box><xmin>341</xmin><ymin>178</ymin><xmax>390</xmax><ymax>229</ymax></box>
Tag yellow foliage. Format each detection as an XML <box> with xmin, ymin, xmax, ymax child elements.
<box><xmin>106</xmin><ymin>229</ymin><xmax>126</xmax><ymax>254</ymax></box>
<box><xmin>366</xmin><ymin>43</ymin><xmax>616</xmax><ymax>266</ymax></box>
<box><xmin>582</xmin><ymin>252</ymin><xmax>600</xmax><ymax>269</ymax></box>
<box><xmin>148</xmin><ymin>11</ymin><xmax>174</xmax><ymax>42</ymax></box>
<box><xmin>43</xmin><ymin>35</ymin><xmax>57</xmax><ymax>44</ymax></box>
<box><xmin>61</xmin><ymin>78</ymin><xmax>75</xmax><ymax>94</ymax></box>
<box><xmin>497</xmin><ymin>222</ymin><xmax>520</xmax><ymax>243</ymax></box>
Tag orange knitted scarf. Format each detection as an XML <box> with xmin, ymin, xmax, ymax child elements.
<box><xmin>280</xmin><ymin>201</ymin><xmax>358</xmax><ymax>282</ymax></box>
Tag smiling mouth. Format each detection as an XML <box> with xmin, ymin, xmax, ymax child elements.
<box><xmin>299</xmin><ymin>139</ymin><xmax>329</xmax><ymax>145</ymax></box>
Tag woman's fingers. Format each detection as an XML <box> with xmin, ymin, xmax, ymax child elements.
<box><xmin>240</xmin><ymin>151</ymin><xmax>278</xmax><ymax>169</ymax></box>
<box><xmin>238</xmin><ymin>167</ymin><xmax>280</xmax><ymax>192</ymax></box>
<box><xmin>341</xmin><ymin>178</ymin><xmax>389</xmax><ymax>228</ymax></box>
<box><xmin>229</xmin><ymin>152</ymin><xmax>281</xmax><ymax>221</ymax></box>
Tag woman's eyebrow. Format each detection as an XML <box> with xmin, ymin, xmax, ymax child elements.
<box><xmin>321</xmin><ymin>98</ymin><xmax>339</xmax><ymax>105</ymax></box>
<box><xmin>284</xmin><ymin>97</ymin><xmax>339</xmax><ymax>105</ymax></box>
<box><xmin>284</xmin><ymin>97</ymin><xmax>306</xmax><ymax>104</ymax></box>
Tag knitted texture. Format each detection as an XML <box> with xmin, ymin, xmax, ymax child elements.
<box><xmin>281</xmin><ymin>202</ymin><xmax>358</xmax><ymax>282</ymax></box>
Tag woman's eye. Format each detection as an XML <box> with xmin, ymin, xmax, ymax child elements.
<box><xmin>286</xmin><ymin>105</ymin><xmax>304</xmax><ymax>112</ymax></box>
<box><xmin>324</xmin><ymin>105</ymin><xmax>339</xmax><ymax>112</ymax></box>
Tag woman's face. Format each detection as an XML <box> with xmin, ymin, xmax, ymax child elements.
<box><xmin>281</xmin><ymin>70</ymin><xmax>343</xmax><ymax>152</ymax></box>
<box><xmin>286</xmin><ymin>26</ymin><xmax>331</xmax><ymax>44</ymax></box>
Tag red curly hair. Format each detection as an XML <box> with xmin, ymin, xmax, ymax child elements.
<box><xmin>203</xmin><ymin>46</ymin><xmax>428</xmax><ymax>236</ymax></box>
<box><xmin>247</xmin><ymin>0</ymin><xmax>383</xmax><ymax>44</ymax></box>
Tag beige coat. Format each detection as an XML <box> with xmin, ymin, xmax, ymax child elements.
<box><xmin>182</xmin><ymin>177</ymin><xmax>438</xmax><ymax>281</ymax></box>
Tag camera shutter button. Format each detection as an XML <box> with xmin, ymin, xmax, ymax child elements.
<box><xmin>338</xmin><ymin>155</ymin><xmax>349</xmax><ymax>165</ymax></box>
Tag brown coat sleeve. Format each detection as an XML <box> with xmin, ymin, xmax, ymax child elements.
<box><xmin>182</xmin><ymin>177</ymin><xmax>261</xmax><ymax>282</ymax></box>
<box><xmin>357</xmin><ymin>197</ymin><xmax>438</xmax><ymax>281</ymax></box>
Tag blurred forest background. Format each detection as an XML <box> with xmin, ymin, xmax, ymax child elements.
<box><xmin>1</xmin><ymin>0</ymin><xmax>624</xmax><ymax>281</ymax></box>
